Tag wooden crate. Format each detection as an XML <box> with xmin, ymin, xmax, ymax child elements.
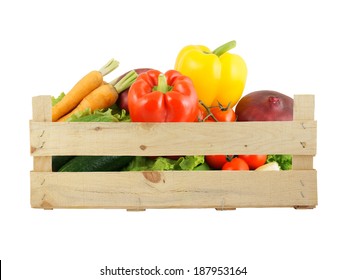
<box><xmin>30</xmin><ymin>95</ymin><xmax>317</xmax><ymax>210</ymax></box>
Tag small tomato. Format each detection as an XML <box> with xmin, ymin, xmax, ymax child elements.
<box><xmin>222</xmin><ymin>157</ymin><xmax>249</xmax><ymax>170</ymax></box>
<box><xmin>207</xmin><ymin>105</ymin><xmax>236</xmax><ymax>122</ymax></box>
<box><xmin>238</xmin><ymin>155</ymin><xmax>267</xmax><ymax>170</ymax></box>
<box><xmin>205</xmin><ymin>155</ymin><xmax>232</xmax><ymax>170</ymax></box>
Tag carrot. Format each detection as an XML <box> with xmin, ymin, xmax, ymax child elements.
<box><xmin>57</xmin><ymin>70</ymin><xmax>138</xmax><ymax>122</ymax></box>
<box><xmin>52</xmin><ymin>59</ymin><xmax>119</xmax><ymax>121</ymax></box>
<box><xmin>57</xmin><ymin>84</ymin><xmax>118</xmax><ymax>122</ymax></box>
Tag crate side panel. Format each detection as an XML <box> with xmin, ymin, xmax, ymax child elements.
<box><xmin>293</xmin><ymin>95</ymin><xmax>314</xmax><ymax>120</ymax></box>
<box><xmin>30</xmin><ymin>121</ymin><xmax>317</xmax><ymax>156</ymax></box>
<box><xmin>32</xmin><ymin>95</ymin><xmax>52</xmax><ymax>172</ymax></box>
<box><xmin>32</xmin><ymin>95</ymin><xmax>52</xmax><ymax>122</ymax></box>
<box><xmin>293</xmin><ymin>95</ymin><xmax>316</xmax><ymax>170</ymax></box>
<box><xmin>31</xmin><ymin>170</ymin><xmax>317</xmax><ymax>209</ymax></box>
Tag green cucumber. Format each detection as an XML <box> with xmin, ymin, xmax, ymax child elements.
<box><xmin>52</xmin><ymin>156</ymin><xmax>76</xmax><ymax>172</ymax></box>
<box><xmin>58</xmin><ymin>156</ymin><xmax>134</xmax><ymax>172</ymax></box>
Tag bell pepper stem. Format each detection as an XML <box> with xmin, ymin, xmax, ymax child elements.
<box><xmin>212</xmin><ymin>40</ymin><xmax>236</xmax><ymax>57</ymax></box>
<box><xmin>155</xmin><ymin>74</ymin><xmax>172</xmax><ymax>93</ymax></box>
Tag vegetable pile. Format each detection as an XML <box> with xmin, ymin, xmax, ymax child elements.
<box><xmin>51</xmin><ymin>40</ymin><xmax>293</xmax><ymax>172</ymax></box>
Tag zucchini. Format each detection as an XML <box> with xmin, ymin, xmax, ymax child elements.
<box><xmin>52</xmin><ymin>156</ymin><xmax>75</xmax><ymax>172</ymax></box>
<box><xmin>58</xmin><ymin>156</ymin><xmax>134</xmax><ymax>172</ymax></box>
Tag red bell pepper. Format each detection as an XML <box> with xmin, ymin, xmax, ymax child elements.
<box><xmin>128</xmin><ymin>69</ymin><xmax>199</xmax><ymax>122</ymax></box>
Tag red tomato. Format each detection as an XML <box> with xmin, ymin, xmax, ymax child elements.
<box><xmin>222</xmin><ymin>157</ymin><xmax>249</xmax><ymax>170</ymax></box>
<box><xmin>207</xmin><ymin>106</ymin><xmax>236</xmax><ymax>122</ymax></box>
<box><xmin>203</xmin><ymin>105</ymin><xmax>236</xmax><ymax>168</ymax></box>
<box><xmin>205</xmin><ymin>155</ymin><xmax>232</xmax><ymax>170</ymax></box>
<box><xmin>238</xmin><ymin>155</ymin><xmax>267</xmax><ymax>170</ymax></box>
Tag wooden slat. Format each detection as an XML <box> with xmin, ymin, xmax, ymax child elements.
<box><xmin>30</xmin><ymin>170</ymin><xmax>317</xmax><ymax>209</ymax></box>
<box><xmin>293</xmin><ymin>95</ymin><xmax>315</xmax><ymax>170</ymax></box>
<box><xmin>32</xmin><ymin>96</ymin><xmax>52</xmax><ymax>172</ymax></box>
<box><xmin>293</xmin><ymin>95</ymin><xmax>315</xmax><ymax>120</ymax></box>
<box><xmin>292</xmin><ymin>156</ymin><xmax>314</xmax><ymax>170</ymax></box>
<box><xmin>30</xmin><ymin>120</ymin><xmax>316</xmax><ymax>156</ymax></box>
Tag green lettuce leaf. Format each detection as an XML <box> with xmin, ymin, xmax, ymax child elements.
<box><xmin>124</xmin><ymin>156</ymin><xmax>156</xmax><ymax>171</ymax></box>
<box><xmin>124</xmin><ymin>156</ymin><xmax>205</xmax><ymax>171</ymax></box>
<box><xmin>176</xmin><ymin>155</ymin><xmax>205</xmax><ymax>170</ymax></box>
<box><xmin>113</xmin><ymin>108</ymin><xmax>131</xmax><ymax>122</ymax></box>
<box><xmin>67</xmin><ymin>108</ymin><xmax>118</xmax><ymax>122</ymax></box>
<box><xmin>66</xmin><ymin>108</ymin><xmax>130</xmax><ymax>122</ymax></box>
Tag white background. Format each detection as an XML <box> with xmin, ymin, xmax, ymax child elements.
<box><xmin>1</xmin><ymin>0</ymin><xmax>344</xmax><ymax>279</ymax></box>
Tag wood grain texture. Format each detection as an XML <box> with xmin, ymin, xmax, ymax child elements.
<box><xmin>293</xmin><ymin>95</ymin><xmax>315</xmax><ymax>170</ymax></box>
<box><xmin>30</xmin><ymin>120</ymin><xmax>316</xmax><ymax>156</ymax></box>
<box><xmin>31</xmin><ymin>170</ymin><xmax>317</xmax><ymax>209</ymax></box>
<box><xmin>32</xmin><ymin>96</ymin><xmax>52</xmax><ymax>172</ymax></box>
<box><xmin>293</xmin><ymin>95</ymin><xmax>314</xmax><ymax>120</ymax></box>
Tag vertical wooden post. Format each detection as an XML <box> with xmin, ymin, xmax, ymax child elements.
<box><xmin>32</xmin><ymin>96</ymin><xmax>52</xmax><ymax>172</ymax></box>
<box><xmin>292</xmin><ymin>95</ymin><xmax>315</xmax><ymax>170</ymax></box>
<box><xmin>293</xmin><ymin>95</ymin><xmax>316</xmax><ymax>209</ymax></box>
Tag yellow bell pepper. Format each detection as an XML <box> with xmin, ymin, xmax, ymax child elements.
<box><xmin>174</xmin><ymin>40</ymin><xmax>247</xmax><ymax>108</ymax></box>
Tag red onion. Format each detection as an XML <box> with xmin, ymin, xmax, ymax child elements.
<box><xmin>235</xmin><ymin>90</ymin><xmax>293</xmax><ymax>121</ymax></box>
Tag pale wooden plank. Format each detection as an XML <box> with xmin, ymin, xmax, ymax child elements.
<box><xmin>31</xmin><ymin>170</ymin><xmax>317</xmax><ymax>209</ymax></box>
<box><xmin>292</xmin><ymin>156</ymin><xmax>314</xmax><ymax>170</ymax></box>
<box><xmin>30</xmin><ymin>120</ymin><xmax>317</xmax><ymax>156</ymax></box>
<box><xmin>293</xmin><ymin>95</ymin><xmax>315</xmax><ymax>170</ymax></box>
<box><xmin>32</xmin><ymin>95</ymin><xmax>52</xmax><ymax>122</ymax></box>
<box><xmin>293</xmin><ymin>95</ymin><xmax>315</xmax><ymax>120</ymax></box>
<box><xmin>32</xmin><ymin>96</ymin><xmax>52</xmax><ymax>172</ymax></box>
